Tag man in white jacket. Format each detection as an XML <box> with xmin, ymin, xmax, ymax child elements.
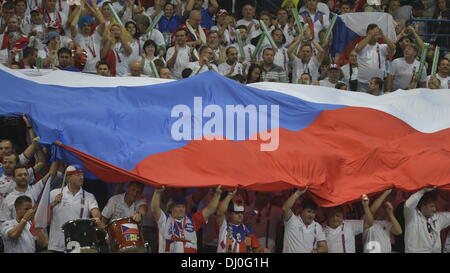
<box><xmin>404</xmin><ymin>187</ymin><xmax>450</xmax><ymax>253</ymax></box>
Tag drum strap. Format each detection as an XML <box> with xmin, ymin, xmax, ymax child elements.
<box><xmin>79</xmin><ymin>189</ymin><xmax>85</xmax><ymax>218</ymax></box>
<box><xmin>87</xmin><ymin>36</ymin><xmax>96</xmax><ymax>58</ymax></box>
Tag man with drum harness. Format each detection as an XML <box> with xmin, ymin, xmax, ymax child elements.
<box><xmin>100</xmin><ymin>181</ymin><xmax>148</xmax><ymax>253</ymax></box>
<box><xmin>101</xmin><ymin>181</ymin><xmax>147</xmax><ymax>225</ymax></box>
<box><xmin>47</xmin><ymin>165</ymin><xmax>104</xmax><ymax>253</ymax></box>
<box><xmin>150</xmin><ymin>185</ymin><xmax>222</xmax><ymax>253</ymax></box>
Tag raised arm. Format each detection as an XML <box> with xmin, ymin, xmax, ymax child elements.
<box><xmin>201</xmin><ymin>185</ymin><xmax>222</xmax><ymax>220</ymax></box>
<box><xmin>385</xmin><ymin>202</ymin><xmax>402</xmax><ymax>235</ymax></box>
<box><xmin>216</xmin><ymin>187</ymin><xmax>237</xmax><ymax>227</ymax></box>
<box><xmin>150</xmin><ymin>186</ymin><xmax>165</xmax><ymax>221</ymax></box>
<box><xmin>404</xmin><ymin>187</ymin><xmax>436</xmax><ymax>218</ymax></box>
<box><xmin>31</xmin><ymin>144</ymin><xmax>47</xmax><ymax>174</ymax></box>
<box><xmin>208</xmin><ymin>0</ymin><xmax>219</xmax><ymax>15</ymax></box>
<box><xmin>86</xmin><ymin>1</ymin><xmax>106</xmax><ymax>36</ymax></box>
<box><xmin>407</xmin><ymin>26</ymin><xmax>424</xmax><ymax>49</ymax></box>
<box><xmin>362</xmin><ymin>194</ymin><xmax>374</xmax><ymax>229</ymax></box>
<box><xmin>185</xmin><ymin>0</ymin><xmax>195</xmax><ymax>17</ymax></box>
<box><xmin>282</xmin><ymin>187</ymin><xmax>307</xmax><ymax>221</ymax></box>
<box><xmin>287</xmin><ymin>34</ymin><xmax>303</xmax><ymax>59</ymax></box>
<box><xmin>69</xmin><ymin>2</ymin><xmax>83</xmax><ymax>39</ymax></box>
<box><xmin>370</xmin><ymin>189</ymin><xmax>392</xmax><ymax>214</ymax></box>
<box><xmin>7</xmin><ymin>208</ymin><xmax>35</xmax><ymax>239</ymax></box>
<box><xmin>21</xmin><ymin>114</ymin><xmax>39</xmax><ymax>160</ymax></box>
<box><xmin>355</xmin><ymin>30</ymin><xmax>374</xmax><ymax>54</ymax></box>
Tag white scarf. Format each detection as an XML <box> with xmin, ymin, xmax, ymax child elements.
<box><xmin>186</xmin><ymin>20</ymin><xmax>207</xmax><ymax>45</ymax></box>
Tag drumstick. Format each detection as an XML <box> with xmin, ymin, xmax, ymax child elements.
<box><xmin>59</xmin><ymin>169</ymin><xmax>68</xmax><ymax>204</ymax></box>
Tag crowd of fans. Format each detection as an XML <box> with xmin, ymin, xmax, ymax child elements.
<box><xmin>0</xmin><ymin>116</ymin><xmax>449</xmax><ymax>254</ymax></box>
<box><xmin>0</xmin><ymin>0</ymin><xmax>449</xmax><ymax>91</ymax></box>
<box><xmin>0</xmin><ymin>0</ymin><xmax>449</xmax><ymax>254</ymax></box>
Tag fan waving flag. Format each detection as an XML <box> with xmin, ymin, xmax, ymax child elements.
<box><xmin>29</xmin><ymin>176</ymin><xmax>52</xmax><ymax>236</ymax></box>
<box><xmin>330</xmin><ymin>12</ymin><xmax>397</xmax><ymax>65</ymax></box>
<box><xmin>0</xmin><ymin>65</ymin><xmax>449</xmax><ymax>207</ymax></box>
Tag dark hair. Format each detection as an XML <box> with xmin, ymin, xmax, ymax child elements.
<box><xmin>12</xmin><ymin>165</ymin><xmax>27</xmax><ymax>177</ymax></box>
<box><xmin>225</xmin><ymin>46</ymin><xmax>237</xmax><ymax>55</ymax></box>
<box><xmin>207</xmin><ymin>30</ymin><xmax>220</xmax><ymax>38</ymax></box>
<box><xmin>2</xmin><ymin>2</ymin><xmax>15</xmax><ymax>10</ymax></box>
<box><xmin>14</xmin><ymin>195</ymin><xmax>32</xmax><ymax>209</ymax></box>
<box><xmin>199</xmin><ymin>45</ymin><xmax>212</xmax><ymax>55</ymax></box>
<box><xmin>153</xmin><ymin>58</ymin><xmax>165</xmax><ymax>70</ymax></box>
<box><xmin>163</xmin><ymin>2</ymin><xmax>175</xmax><ymax>10</ymax></box>
<box><xmin>301</xmin><ymin>198</ymin><xmax>318</xmax><ymax>211</ymax></box>
<box><xmin>418</xmin><ymin>191</ymin><xmax>437</xmax><ymax>208</ymax></box>
<box><xmin>143</xmin><ymin>39</ymin><xmax>158</xmax><ymax>57</ymax></box>
<box><xmin>182</xmin><ymin>68</ymin><xmax>193</xmax><ymax>78</ymax></box>
<box><xmin>370</xmin><ymin>77</ymin><xmax>383</xmax><ymax>90</ymax></box>
<box><xmin>23</xmin><ymin>47</ymin><xmax>37</xmax><ymax>58</ymax></box>
<box><xmin>2</xmin><ymin>151</ymin><xmax>19</xmax><ymax>163</ymax></box>
<box><xmin>277</xmin><ymin>8</ymin><xmax>288</xmax><ymax>15</ymax></box>
<box><xmin>341</xmin><ymin>1</ymin><xmax>353</xmax><ymax>7</ymax></box>
<box><xmin>299</xmin><ymin>43</ymin><xmax>313</xmax><ymax>52</ymax></box>
<box><xmin>96</xmin><ymin>60</ymin><xmax>110</xmax><ymax>70</ymax></box>
<box><xmin>246</xmin><ymin>64</ymin><xmax>262</xmax><ymax>83</ymax></box>
<box><xmin>412</xmin><ymin>1</ymin><xmax>425</xmax><ymax>11</ymax></box>
<box><xmin>366</xmin><ymin>23</ymin><xmax>379</xmax><ymax>33</ymax></box>
<box><xmin>259</xmin><ymin>10</ymin><xmax>272</xmax><ymax>19</ymax></box>
<box><xmin>175</xmin><ymin>28</ymin><xmax>188</xmax><ymax>36</ymax></box>
<box><xmin>57</xmin><ymin>47</ymin><xmax>72</xmax><ymax>57</ymax></box>
<box><xmin>125</xmin><ymin>21</ymin><xmax>139</xmax><ymax>39</ymax></box>
<box><xmin>231</xmin><ymin>74</ymin><xmax>245</xmax><ymax>83</ymax></box>
<box><xmin>300</xmin><ymin>73</ymin><xmax>312</xmax><ymax>82</ymax></box>
<box><xmin>262</xmin><ymin>47</ymin><xmax>275</xmax><ymax>55</ymax></box>
<box><xmin>128</xmin><ymin>181</ymin><xmax>144</xmax><ymax>189</ymax></box>
<box><xmin>271</xmin><ymin>28</ymin><xmax>286</xmax><ymax>44</ymax></box>
<box><xmin>335</xmin><ymin>82</ymin><xmax>348</xmax><ymax>89</ymax></box>
<box><xmin>236</xmin><ymin>25</ymin><xmax>248</xmax><ymax>31</ymax></box>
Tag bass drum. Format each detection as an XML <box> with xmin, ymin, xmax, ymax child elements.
<box><xmin>107</xmin><ymin>217</ymin><xmax>146</xmax><ymax>253</ymax></box>
<box><xmin>62</xmin><ymin>219</ymin><xmax>99</xmax><ymax>253</ymax></box>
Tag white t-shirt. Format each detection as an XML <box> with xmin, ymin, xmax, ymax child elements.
<box><xmin>113</xmin><ymin>42</ymin><xmax>135</xmax><ymax>77</ymax></box>
<box><xmin>48</xmin><ymin>186</ymin><xmax>99</xmax><ymax>252</ymax></box>
<box><xmin>323</xmin><ymin>220</ymin><xmax>364</xmax><ymax>253</ymax></box>
<box><xmin>74</xmin><ymin>32</ymin><xmax>102</xmax><ymax>73</ymax></box>
<box><xmin>228</xmin><ymin>43</ymin><xmax>256</xmax><ymax>64</ymax></box>
<box><xmin>185</xmin><ymin>61</ymin><xmax>218</xmax><ymax>75</ymax></box>
<box><xmin>166</xmin><ymin>46</ymin><xmax>194</xmax><ymax>79</ymax></box>
<box><xmin>427</xmin><ymin>74</ymin><xmax>450</xmax><ymax>89</ymax></box>
<box><xmin>298</xmin><ymin>9</ymin><xmax>330</xmax><ymax>42</ymax></box>
<box><xmin>218</xmin><ymin>61</ymin><xmax>245</xmax><ymax>77</ymax></box>
<box><xmin>362</xmin><ymin>220</ymin><xmax>393</xmax><ymax>253</ymax></box>
<box><xmin>357</xmin><ymin>43</ymin><xmax>389</xmax><ymax>84</ymax></box>
<box><xmin>156</xmin><ymin>209</ymin><xmax>205</xmax><ymax>253</ymax></box>
<box><xmin>141</xmin><ymin>56</ymin><xmax>166</xmax><ymax>76</ymax></box>
<box><xmin>140</xmin><ymin>29</ymin><xmax>168</xmax><ymax>48</ymax></box>
<box><xmin>101</xmin><ymin>193</ymin><xmax>147</xmax><ymax>221</ymax></box>
<box><xmin>1</xmin><ymin>219</ymin><xmax>36</xmax><ymax>253</ymax></box>
<box><xmin>0</xmin><ymin>179</ymin><xmax>45</xmax><ymax>223</ymax></box>
<box><xmin>0</xmin><ymin>167</ymin><xmax>35</xmax><ymax>208</ymax></box>
<box><xmin>404</xmin><ymin>191</ymin><xmax>450</xmax><ymax>253</ymax></box>
<box><xmin>388</xmin><ymin>57</ymin><xmax>427</xmax><ymax>91</ymax></box>
<box><xmin>283</xmin><ymin>214</ymin><xmax>326</xmax><ymax>253</ymax></box>
<box><xmin>444</xmin><ymin>233</ymin><xmax>450</xmax><ymax>253</ymax></box>
<box><xmin>341</xmin><ymin>64</ymin><xmax>358</xmax><ymax>86</ymax></box>
<box><xmin>236</xmin><ymin>19</ymin><xmax>261</xmax><ymax>40</ymax></box>
<box><xmin>319</xmin><ymin>78</ymin><xmax>343</xmax><ymax>88</ymax></box>
<box><xmin>292</xmin><ymin>55</ymin><xmax>320</xmax><ymax>82</ymax></box>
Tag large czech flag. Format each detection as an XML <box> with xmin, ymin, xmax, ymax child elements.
<box><xmin>331</xmin><ymin>12</ymin><xmax>397</xmax><ymax>64</ymax></box>
<box><xmin>0</xmin><ymin>65</ymin><xmax>449</xmax><ymax>207</ymax></box>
